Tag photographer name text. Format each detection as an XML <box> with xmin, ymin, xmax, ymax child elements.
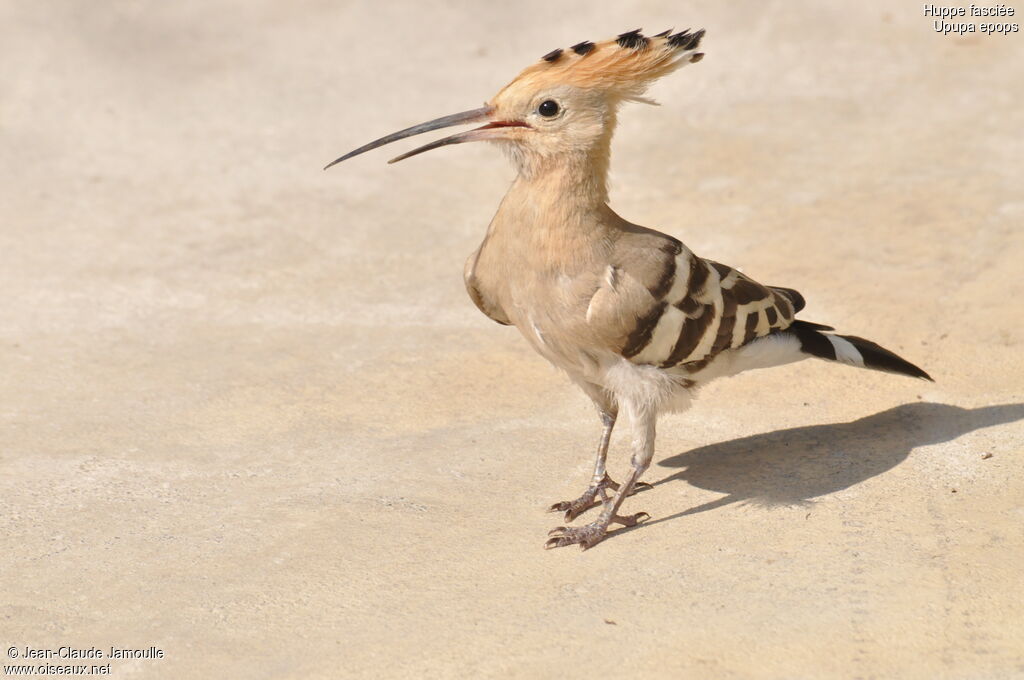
<box><xmin>13</xmin><ymin>646</ymin><xmax>163</xmax><ymax>660</ymax></box>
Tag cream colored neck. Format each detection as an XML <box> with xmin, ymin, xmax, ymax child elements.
<box><xmin>505</xmin><ymin>127</ymin><xmax>614</xmax><ymax>216</ymax></box>
<box><xmin>489</xmin><ymin>159</ymin><xmax>618</xmax><ymax>272</ymax></box>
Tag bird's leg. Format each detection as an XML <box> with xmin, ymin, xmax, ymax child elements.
<box><xmin>548</xmin><ymin>409</ymin><xmax>653</xmax><ymax>522</ymax></box>
<box><xmin>546</xmin><ymin>403</ymin><xmax>656</xmax><ymax>550</ymax></box>
<box><xmin>548</xmin><ymin>409</ymin><xmax>616</xmax><ymax>521</ymax></box>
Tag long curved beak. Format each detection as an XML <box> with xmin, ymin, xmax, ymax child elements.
<box><xmin>324</xmin><ymin>105</ymin><xmax>525</xmax><ymax>169</ymax></box>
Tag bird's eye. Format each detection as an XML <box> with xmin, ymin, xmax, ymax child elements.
<box><xmin>538</xmin><ymin>100</ymin><xmax>560</xmax><ymax>117</ymax></box>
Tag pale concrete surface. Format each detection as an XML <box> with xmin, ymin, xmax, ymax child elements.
<box><xmin>2</xmin><ymin>1</ymin><xmax>1022</xmax><ymax>678</ymax></box>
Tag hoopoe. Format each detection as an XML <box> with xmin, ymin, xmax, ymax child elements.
<box><xmin>326</xmin><ymin>28</ymin><xmax>932</xmax><ymax>550</ymax></box>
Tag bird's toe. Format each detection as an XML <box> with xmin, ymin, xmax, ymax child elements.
<box><xmin>547</xmin><ymin>492</ymin><xmax>600</xmax><ymax>522</ymax></box>
<box><xmin>612</xmin><ymin>512</ymin><xmax>650</xmax><ymax>528</ymax></box>
<box><xmin>543</xmin><ymin>520</ymin><xmax>610</xmax><ymax>550</ymax></box>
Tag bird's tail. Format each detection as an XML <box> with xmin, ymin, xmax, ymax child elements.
<box><xmin>788</xmin><ymin>320</ymin><xmax>933</xmax><ymax>381</ymax></box>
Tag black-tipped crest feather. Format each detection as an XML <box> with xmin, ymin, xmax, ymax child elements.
<box><xmin>542</xmin><ymin>48</ymin><xmax>563</xmax><ymax>63</ymax></box>
<box><xmin>668</xmin><ymin>28</ymin><xmax>705</xmax><ymax>51</ymax></box>
<box><xmin>616</xmin><ymin>29</ymin><xmax>648</xmax><ymax>49</ymax></box>
<box><xmin>571</xmin><ymin>40</ymin><xmax>595</xmax><ymax>56</ymax></box>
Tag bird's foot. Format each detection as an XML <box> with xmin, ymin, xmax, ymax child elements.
<box><xmin>548</xmin><ymin>473</ymin><xmax>652</xmax><ymax>522</ymax></box>
<box><xmin>545</xmin><ymin>512</ymin><xmax>650</xmax><ymax>551</ymax></box>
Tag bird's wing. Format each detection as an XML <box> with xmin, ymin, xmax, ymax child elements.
<box><xmin>586</xmin><ymin>234</ymin><xmax>802</xmax><ymax>369</ymax></box>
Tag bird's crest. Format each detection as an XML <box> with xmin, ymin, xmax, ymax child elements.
<box><xmin>498</xmin><ymin>28</ymin><xmax>705</xmax><ymax>101</ymax></box>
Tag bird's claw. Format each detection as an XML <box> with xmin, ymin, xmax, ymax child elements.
<box><xmin>545</xmin><ymin>521</ymin><xmax>607</xmax><ymax>550</ymax></box>
<box><xmin>548</xmin><ymin>475</ymin><xmax>652</xmax><ymax>522</ymax></box>
<box><xmin>547</xmin><ymin>497</ymin><xmax>599</xmax><ymax>523</ymax></box>
<box><xmin>614</xmin><ymin>511</ymin><xmax>650</xmax><ymax>527</ymax></box>
<box><xmin>544</xmin><ymin>512</ymin><xmax>650</xmax><ymax>550</ymax></box>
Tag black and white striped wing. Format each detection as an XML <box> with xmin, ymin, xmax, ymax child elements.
<box><xmin>620</xmin><ymin>247</ymin><xmax>802</xmax><ymax>370</ymax></box>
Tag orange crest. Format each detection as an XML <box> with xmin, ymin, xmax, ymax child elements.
<box><xmin>497</xmin><ymin>28</ymin><xmax>705</xmax><ymax>100</ymax></box>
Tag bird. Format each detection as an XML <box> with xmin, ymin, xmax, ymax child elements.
<box><xmin>325</xmin><ymin>28</ymin><xmax>932</xmax><ymax>550</ymax></box>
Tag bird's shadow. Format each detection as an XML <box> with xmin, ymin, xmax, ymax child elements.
<box><xmin>624</xmin><ymin>402</ymin><xmax>1024</xmax><ymax>532</ymax></box>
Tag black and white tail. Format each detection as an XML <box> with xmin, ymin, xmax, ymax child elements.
<box><xmin>788</xmin><ymin>320</ymin><xmax>933</xmax><ymax>381</ymax></box>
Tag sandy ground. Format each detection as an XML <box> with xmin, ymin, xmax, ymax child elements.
<box><xmin>2</xmin><ymin>1</ymin><xmax>1023</xmax><ymax>678</ymax></box>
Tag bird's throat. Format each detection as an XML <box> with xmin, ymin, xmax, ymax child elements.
<box><xmin>511</xmin><ymin>146</ymin><xmax>611</xmax><ymax>213</ymax></box>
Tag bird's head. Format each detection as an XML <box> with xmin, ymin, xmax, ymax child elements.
<box><xmin>326</xmin><ymin>29</ymin><xmax>705</xmax><ymax>178</ymax></box>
